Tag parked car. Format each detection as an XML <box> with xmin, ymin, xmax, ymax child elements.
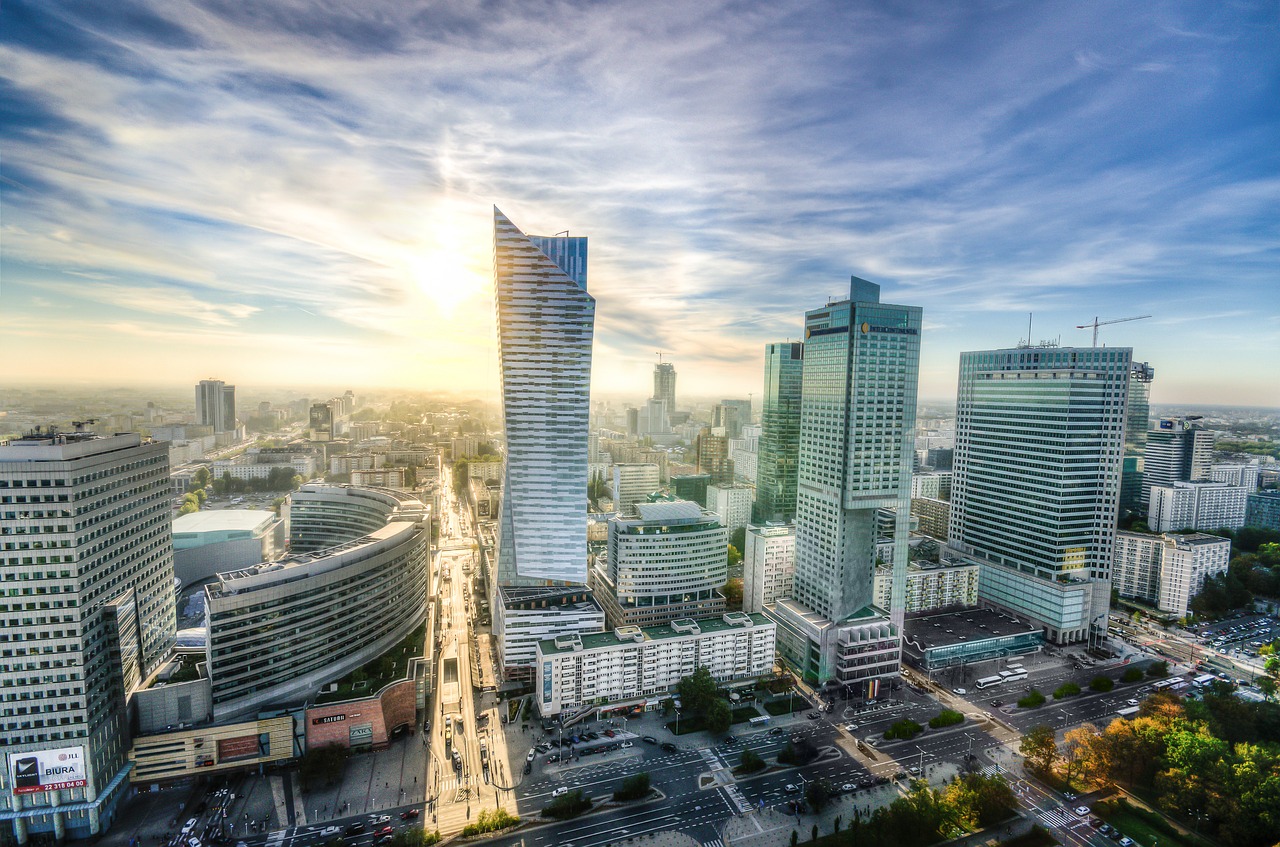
<box><xmin>620</xmin><ymin>741</ymin><xmax>634</xmax><ymax>748</ymax></box>
<box><xmin>552</xmin><ymin>787</ymin><xmax>569</xmax><ymax>797</ymax></box>
<box><xmin>661</xmin><ymin>742</ymin><xmax>678</xmax><ymax>752</ymax></box>
<box><xmin>1118</xmin><ymin>838</ymin><xmax>1135</xmax><ymax>847</ymax></box>
<box><xmin>547</xmin><ymin>754</ymin><xmax>560</xmax><ymax>763</ymax></box>
<box><xmin>842</xmin><ymin>783</ymin><xmax>856</xmax><ymax>792</ymax></box>
<box><xmin>642</xmin><ymin>735</ymin><xmax>658</xmax><ymax>744</ymax></box>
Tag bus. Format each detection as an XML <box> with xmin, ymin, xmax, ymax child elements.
<box><xmin>1005</xmin><ymin>663</ymin><xmax>1025</xmax><ymax>672</ymax></box>
<box><xmin>1152</xmin><ymin>678</ymin><xmax>1180</xmax><ymax>691</ymax></box>
<box><xmin>998</xmin><ymin>670</ymin><xmax>1028</xmax><ymax>683</ymax></box>
<box><xmin>975</xmin><ymin>676</ymin><xmax>1004</xmax><ymax>690</ymax></box>
<box><xmin>1192</xmin><ymin>673</ymin><xmax>1216</xmax><ymax>687</ymax></box>
<box><xmin>1115</xmin><ymin>706</ymin><xmax>1140</xmax><ymax>719</ymax></box>
<box><xmin>749</xmin><ymin>715</ymin><xmax>771</xmax><ymax>726</ymax></box>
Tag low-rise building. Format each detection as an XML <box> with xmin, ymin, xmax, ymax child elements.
<box><xmin>1246</xmin><ymin>490</ymin><xmax>1280</xmax><ymax>531</ymax></box>
<box><xmin>1113</xmin><ymin>530</ymin><xmax>1232</xmax><ymax>617</ymax></box>
<box><xmin>901</xmin><ymin>607</ymin><xmax>1043</xmax><ymax>671</ymax></box>
<box><xmin>171</xmin><ymin>509</ymin><xmax>285</xmax><ymax>588</ymax></box>
<box><xmin>872</xmin><ymin>559</ymin><xmax>978</xmax><ymax>613</ymax></box>
<box><xmin>350</xmin><ymin>467</ymin><xmax>407</xmax><ymax>489</ymax></box>
<box><xmin>494</xmin><ymin>586</ymin><xmax>606</xmax><ymax>681</ymax></box>
<box><xmin>910</xmin><ymin>496</ymin><xmax>950</xmax><ymax>540</ymax></box>
<box><xmin>330</xmin><ymin>453</ymin><xmax>385</xmax><ymax>474</ymax></box>
<box><xmin>743</xmin><ymin>523</ymin><xmax>795</xmax><ymax>613</ymax></box>
<box><xmin>535</xmin><ymin>612</ymin><xmax>776</xmax><ymax>717</ymax></box>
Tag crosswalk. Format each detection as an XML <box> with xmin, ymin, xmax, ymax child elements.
<box><xmin>701</xmin><ymin>840</ymin><xmax>724</xmax><ymax>847</ymax></box>
<box><xmin>979</xmin><ymin>763</ymin><xmax>1004</xmax><ymax>777</ymax></box>
<box><xmin>437</xmin><ymin>777</ymin><xmax>458</xmax><ymax>792</ymax></box>
<box><xmin>724</xmin><ymin>784</ymin><xmax>753</xmax><ymax>813</ymax></box>
<box><xmin>699</xmin><ymin>747</ymin><xmax>724</xmax><ymax>770</ymax></box>
<box><xmin>1038</xmin><ymin>808</ymin><xmax>1079</xmax><ymax>829</ymax></box>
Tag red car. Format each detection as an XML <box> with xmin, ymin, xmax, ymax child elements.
<box><xmin>400</xmin><ymin>809</ymin><xmax>420</xmax><ymax>820</ymax></box>
<box><xmin>603</xmin><ymin>729</ymin><xmax>615</xmax><ymax>737</ymax></box>
<box><xmin>377</xmin><ymin>825</ymin><xmax>394</xmax><ymax>836</ymax></box>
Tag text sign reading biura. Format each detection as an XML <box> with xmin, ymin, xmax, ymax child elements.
<box><xmin>8</xmin><ymin>746</ymin><xmax>88</xmax><ymax>794</ymax></box>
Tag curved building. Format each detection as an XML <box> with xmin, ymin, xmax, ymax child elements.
<box><xmin>286</xmin><ymin>483</ymin><xmax>426</xmax><ymax>552</ymax></box>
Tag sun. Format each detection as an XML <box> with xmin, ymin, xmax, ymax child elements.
<box><xmin>407</xmin><ymin>249</ymin><xmax>484</xmax><ymax>317</ymax></box>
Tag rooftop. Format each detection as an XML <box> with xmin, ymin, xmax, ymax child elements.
<box><xmin>902</xmin><ymin>607</ymin><xmax>1041</xmax><ymax>650</ymax></box>
<box><xmin>172</xmin><ymin>509</ymin><xmax>278</xmax><ymax>535</ymax></box>
<box><xmin>538</xmin><ymin>611</ymin><xmax>771</xmax><ymax>656</ymax></box>
<box><xmin>634</xmin><ymin>500</ymin><xmax>703</xmax><ymax>522</ymax></box>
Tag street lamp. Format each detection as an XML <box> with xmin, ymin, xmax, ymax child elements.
<box><xmin>675</xmin><ymin>709</ymin><xmax>682</xmax><ymax>736</ymax></box>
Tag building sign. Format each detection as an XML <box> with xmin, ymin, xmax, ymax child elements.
<box><xmin>543</xmin><ymin>662</ymin><xmax>553</xmax><ymax>704</ymax></box>
<box><xmin>216</xmin><ymin>735</ymin><xmax>260</xmax><ymax>763</ymax></box>
<box><xmin>312</xmin><ymin>714</ymin><xmax>346</xmax><ymax>725</ymax></box>
<box><xmin>349</xmin><ymin>723</ymin><xmax>373</xmax><ymax>743</ymax></box>
<box><xmin>8</xmin><ymin>746</ymin><xmax>88</xmax><ymax>794</ymax></box>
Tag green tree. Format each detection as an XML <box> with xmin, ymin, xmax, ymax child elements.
<box><xmin>1147</xmin><ymin>660</ymin><xmax>1170</xmax><ymax>678</ymax></box>
<box><xmin>1089</xmin><ymin>675</ymin><xmax>1114</xmax><ymax>692</ymax></box>
<box><xmin>542</xmin><ymin>789</ymin><xmax>592</xmax><ymax>820</ymax></box>
<box><xmin>805</xmin><ymin>779</ymin><xmax>833</xmax><ymax>812</ymax></box>
<box><xmin>192</xmin><ymin>466</ymin><xmax>211</xmax><ymax>489</ymax></box>
<box><xmin>706</xmin><ymin>698</ymin><xmax>733</xmax><ymax>734</ymax></box>
<box><xmin>1053</xmin><ymin>682</ymin><xmax>1082</xmax><ymax>698</ymax></box>
<box><xmin>727</xmin><ymin>544</ymin><xmax>743</xmax><ymax>568</ymax></box>
<box><xmin>676</xmin><ymin>666</ymin><xmax>719</xmax><ymax>717</ymax></box>
<box><xmin>738</xmin><ymin>748</ymin><xmax>766</xmax><ymax>774</ymax></box>
<box><xmin>730</xmin><ymin>526</ymin><xmax>747</xmax><ymax>551</ymax></box>
<box><xmin>1017</xmin><ymin>689</ymin><xmax>1046</xmax><ymax>708</ymax></box>
<box><xmin>613</xmin><ymin>772</ymin><xmax>651</xmax><ymax>801</ymax></box>
<box><xmin>721</xmin><ymin>578</ymin><xmax>744</xmax><ymax>610</ymax></box>
<box><xmin>1020</xmin><ymin>725</ymin><xmax>1058</xmax><ymax>774</ymax></box>
<box><xmin>453</xmin><ymin>460</ymin><xmax>469</xmax><ymax>496</ymax></box>
<box><xmin>1122</xmin><ymin>667</ymin><xmax>1144</xmax><ymax>683</ymax></box>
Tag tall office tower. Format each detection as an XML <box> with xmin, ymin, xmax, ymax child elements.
<box><xmin>768</xmin><ymin>277</ymin><xmax>921</xmax><ymax>689</ymax></box>
<box><xmin>754</xmin><ymin>342</ymin><xmax>803</xmax><ymax>523</ymax></box>
<box><xmin>1120</xmin><ymin>362</ymin><xmax>1155</xmax><ymax>516</ymax></box>
<box><xmin>695</xmin><ymin>430</ymin><xmax>735</xmax><ymax>486</ymax></box>
<box><xmin>713</xmin><ymin>400</ymin><xmax>752</xmax><ymax>439</ymax></box>
<box><xmin>1143</xmin><ymin>417</ymin><xmax>1213</xmax><ymax>507</ymax></box>
<box><xmin>948</xmin><ymin>345</ymin><xmax>1131</xmax><ymax>646</ymax></box>
<box><xmin>590</xmin><ymin>500</ymin><xmax>728</xmax><ymax>628</ymax></box>
<box><xmin>195</xmin><ymin>378</ymin><xmax>237</xmax><ymax>433</ymax></box>
<box><xmin>653</xmin><ymin>361</ymin><xmax>677</xmax><ymax>411</ymax></box>
<box><xmin>491</xmin><ymin>208</ymin><xmax>604</xmax><ymax>678</ymax></box>
<box><xmin>1</xmin><ymin>431</ymin><xmax>176</xmax><ymax>840</ymax></box>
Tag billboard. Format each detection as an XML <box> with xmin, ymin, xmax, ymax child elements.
<box><xmin>216</xmin><ymin>735</ymin><xmax>260</xmax><ymax>763</ymax></box>
<box><xmin>8</xmin><ymin>746</ymin><xmax>88</xmax><ymax>794</ymax></box>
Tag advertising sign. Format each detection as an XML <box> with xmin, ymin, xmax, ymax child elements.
<box><xmin>216</xmin><ymin>735</ymin><xmax>260</xmax><ymax>763</ymax></box>
<box><xmin>311</xmin><ymin>714</ymin><xmax>346</xmax><ymax>725</ymax></box>
<box><xmin>349</xmin><ymin>723</ymin><xmax>374</xmax><ymax>743</ymax></box>
<box><xmin>8</xmin><ymin>746</ymin><xmax>88</xmax><ymax>794</ymax></box>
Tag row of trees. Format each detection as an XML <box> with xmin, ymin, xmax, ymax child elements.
<box><xmin>1188</xmin><ymin>530</ymin><xmax>1280</xmax><ymax>616</ymax></box>
<box><xmin>1019</xmin><ymin>688</ymin><xmax>1280</xmax><ymax>847</ymax></box>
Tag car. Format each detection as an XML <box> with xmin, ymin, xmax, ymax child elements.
<box><xmin>875</xmin><ymin>776</ymin><xmax>889</xmax><ymax>785</ymax></box>
<box><xmin>1089</xmin><ymin>817</ymin><xmax>1103</xmax><ymax>828</ymax></box>
<box><xmin>345</xmin><ymin>823</ymin><xmax>366</xmax><ymax>836</ymax></box>
<box><xmin>859</xmin><ymin>777</ymin><xmax>874</xmax><ymax>788</ymax></box>
<box><xmin>842</xmin><ymin>783</ymin><xmax>856</xmax><ymax>792</ymax></box>
<box><xmin>399</xmin><ymin>810</ymin><xmax>420</xmax><ymax>820</ymax></box>
<box><xmin>523</xmin><ymin>762</ymin><xmax>532</xmax><ymax>775</ymax></box>
<box><xmin>1074</xmin><ymin>806</ymin><xmax>1091</xmax><ymax>816</ymax></box>
<box><xmin>722</xmin><ymin>735</ymin><xmax>738</xmax><ymax>745</ymax></box>
<box><xmin>586</xmin><ymin>732</ymin><xmax>600</xmax><ymax>740</ymax></box>
<box><xmin>1108</xmin><ymin>828</ymin><xmax>1123</xmax><ymax>840</ymax></box>
<box><xmin>603</xmin><ymin>729</ymin><xmax>615</xmax><ymax>737</ymax></box>
<box><xmin>552</xmin><ymin>787</ymin><xmax>569</xmax><ymax>797</ymax></box>
<box><xmin>376</xmin><ymin>826</ymin><xmax>394</xmax><ymax>837</ymax></box>
<box><xmin>769</xmin><ymin>727</ymin><xmax>784</xmax><ymax>736</ymax></box>
<box><xmin>894</xmin><ymin>770</ymin><xmax>908</xmax><ymax>781</ymax></box>
<box><xmin>1126</xmin><ymin>698</ymin><xmax>1139</xmax><ymax>706</ymax></box>
<box><xmin>377</xmin><ymin>838</ymin><xmax>394</xmax><ymax>846</ymax></box>
<box><xmin>620</xmin><ymin>740</ymin><xmax>634</xmax><ymax>748</ymax></box>
<box><xmin>526</xmin><ymin>751</ymin><xmax>536</xmax><ymax>762</ymax></box>
<box><xmin>188</xmin><ymin>839</ymin><xmax>201</xmax><ymax>847</ymax></box>
<box><xmin>844</xmin><ymin>723</ymin><xmax>858</xmax><ymax>732</ymax></box>
<box><xmin>991</xmin><ymin>699</ymin><xmax>1004</xmax><ymax>707</ymax></box>
<box><xmin>1118</xmin><ymin>838</ymin><xmax>1135</xmax><ymax>847</ymax></box>
<box><xmin>661</xmin><ymin>742</ymin><xmax>678</xmax><ymax>752</ymax></box>
<box><xmin>908</xmin><ymin>766</ymin><xmax>921</xmax><ymax>776</ymax></box>
<box><xmin>951</xmin><ymin>686</ymin><xmax>968</xmax><ymax>695</ymax></box>
<box><xmin>785</xmin><ymin>784</ymin><xmax>798</xmax><ymax>793</ymax></box>
<box><xmin>642</xmin><ymin>735</ymin><xmax>658</xmax><ymax>744</ymax></box>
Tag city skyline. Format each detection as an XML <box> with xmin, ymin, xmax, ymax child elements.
<box><xmin>3</xmin><ymin>2</ymin><xmax>1277</xmax><ymax>406</ymax></box>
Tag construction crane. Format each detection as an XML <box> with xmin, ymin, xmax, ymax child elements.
<box><xmin>1077</xmin><ymin>314</ymin><xmax>1151</xmax><ymax>347</ymax></box>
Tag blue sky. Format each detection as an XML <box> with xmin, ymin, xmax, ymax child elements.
<box><xmin>2</xmin><ymin>0</ymin><xmax>1277</xmax><ymax>406</ymax></box>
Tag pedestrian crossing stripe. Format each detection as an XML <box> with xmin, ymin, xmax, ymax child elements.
<box><xmin>979</xmin><ymin>764</ymin><xmax>1004</xmax><ymax>776</ymax></box>
<box><xmin>702</xmin><ymin>840</ymin><xmax>723</xmax><ymax>847</ymax></box>
<box><xmin>1038</xmin><ymin>809</ymin><xmax>1075</xmax><ymax>828</ymax></box>
<box><xmin>725</xmin><ymin>785</ymin><xmax>753</xmax><ymax>813</ymax></box>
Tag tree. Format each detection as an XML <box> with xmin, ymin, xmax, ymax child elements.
<box><xmin>1053</xmin><ymin>682</ymin><xmax>1081</xmax><ymax>698</ymax></box>
<box><xmin>192</xmin><ymin>466</ymin><xmax>211</xmax><ymax>489</ymax></box>
<box><xmin>721</xmin><ymin>578</ymin><xmax>744</xmax><ymax>610</ymax></box>
<box><xmin>1017</xmin><ymin>689</ymin><xmax>1046</xmax><ymax>708</ymax></box>
<box><xmin>727</xmin><ymin>544</ymin><xmax>743</xmax><ymax>568</ymax></box>
<box><xmin>706</xmin><ymin>698</ymin><xmax>733</xmax><ymax>734</ymax></box>
<box><xmin>542</xmin><ymin>789</ymin><xmax>592</xmax><ymax>820</ymax></box>
<box><xmin>943</xmin><ymin>773</ymin><xmax>1017</xmax><ymax>829</ymax></box>
<box><xmin>1147</xmin><ymin>660</ymin><xmax>1170</xmax><ymax>678</ymax></box>
<box><xmin>1020</xmin><ymin>725</ymin><xmax>1058</xmax><ymax>774</ymax></box>
<box><xmin>1122</xmin><ymin>667</ymin><xmax>1144</xmax><ymax>683</ymax></box>
<box><xmin>453</xmin><ymin>460</ymin><xmax>469</xmax><ymax>496</ymax></box>
<box><xmin>805</xmin><ymin>779</ymin><xmax>833</xmax><ymax>813</ymax></box>
<box><xmin>1061</xmin><ymin>725</ymin><xmax>1100</xmax><ymax>788</ymax></box>
<box><xmin>1089</xmin><ymin>675</ymin><xmax>1115</xmax><ymax>692</ymax></box>
<box><xmin>739</xmin><ymin>748</ymin><xmax>766</xmax><ymax>774</ymax></box>
<box><xmin>676</xmin><ymin>666</ymin><xmax>719</xmax><ymax>718</ymax></box>
<box><xmin>731</xmin><ymin>526</ymin><xmax>747</xmax><ymax>551</ymax></box>
<box><xmin>613</xmin><ymin>772</ymin><xmax>651</xmax><ymax>801</ymax></box>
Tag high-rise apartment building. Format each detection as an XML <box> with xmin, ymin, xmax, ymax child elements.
<box><xmin>1</xmin><ymin>432</ymin><xmax>176</xmax><ymax>840</ymax></box>
<box><xmin>1209</xmin><ymin>462</ymin><xmax>1260</xmax><ymax>491</ymax></box>
<box><xmin>768</xmin><ymin>277</ymin><xmax>921</xmax><ymax>689</ymax></box>
<box><xmin>1148</xmin><ymin>481</ymin><xmax>1248</xmax><ymax>532</ymax></box>
<box><xmin>611</xmin><ymin>463</ymin><xmax>661</xmax><ymax>515</ymax></box>
<box><xmin>754</xmin><ymin>342</ymin><xmax>803</xmax><ymax>524</ymax></box>
<box><xmin>491</xmin><ymin>208</ymin><xmax>603</xmax><ymax>678</ymax></box>
<box><xmin>948</xmin><ymin>345</ymin><xmax>1130</xmax><ymax>645</ymax></box>
<box><xmin>707</xmin><ymin>483</ymin><xmax>754</xmax><ymax>531</ymax></box>
<box><xmin>1246</xmin><ymin>490</ymin><xmax>1280</xmax><ymax>531</ymax></box>
<box><xmin>743</xmin><ymin>523</ymin><xmax>795</xmax><ymax>613</ymax></box>
<box><xmin>195</xmin><ymin>378</ymin><xmax>237</xmax><ymax>433</ymax></box>
<box><xmin>653</xmin><ymin>361</ymin><xmax>677</xmax><ymax>412</ymax></box>
<box><xmin>695</xmin><ymin>430</ymin><xmax>735</xmax><ymax>487</ymax></box>
<box><xmin>1113</xmin><ymin>531</ymin><xmax>1231</xmax><ymax>617</ymax></box>
<box><xmin>591</xmin><ymin>500</ymin><xmax>728</xmax><ymax>628</ymax></box>
<box><xmin>1120</xmin><ymin>362</ymin><xmax>1154</xmax><ymax>515</ymax></box>
<box><xmin>1143</xmin><ymin>417</ymin><xmax>1213</xmax><ymax>507</ymax></box>
<box><xmin>713</xmin><ymin>400</ymin><xmax>752</xmax><ymax>439</ymax></box>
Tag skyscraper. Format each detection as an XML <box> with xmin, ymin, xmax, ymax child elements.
<box><xmin>1</xmin><ymin>431</ymin><xmax>176</xmax><ymax>840</ymax></box>
<box><xmin>768</xmin><ymin>277</ymin><xmax>921</xmax><ymax>689</ymax></box>
<box><xmin>491</xmin><ymin>208</ymin><xmax>605</xmax><ymax>677</ymax></box>
<box><xmin>947</xmin><ymin>345</ymin><xmax>1131</xmax><ymax>645</ymax></box>
<box><xmin>1143</xmin><ymin>416</ymin><xmax>1214</xmax><ymax>507</ymax></box>
<box><xmin>1120</xmin><ymin>362</ymin><xmax>1154</xmax><ymax>516</ymax></box>
<box><xmin>754</xmin><ymin>341</ymin><xmax>803</xmax><ymax>523</ymax></box>
<box><xmin>653</xmin><ymin>360</ymin><xmax>677</xmax><ymax>411</ymax></box>
<box><xmin>695</xmin><ymin>430</ymin><xmax>734</xmax><ymax>486</ymax></box>
<box><xmin>195</xmin><ymin>378</ymin><xmax>236</xmax><ymax>433</ymax></box>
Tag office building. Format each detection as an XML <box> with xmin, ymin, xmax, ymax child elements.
<box><xmin>713</xmin><ymin>400</ymin><xmax>753</xmax><ymax>440</ymax></box>
<box><xmin>768</xmin><ymin>277</ymin><xmax>921</xmax><ymax>690</ymax></box>
<box><xmin>1</xmin><ymin>432</ymin><xmax>176</xmax><ymax>840</ymax></box>
<box><xmin>492</xmin><ymin>208</ymin><xmax>602</xmax><ymax>678</ymax></box>
<box><xmin>637</xmin><ymin>398</ymin><xmax>671</xmax><ymax>438</ymax></box>
<box><xmin>671</xmin><ymin>473</ymin><xmax>710</xmax><ymax>508</ymax></box>
<box><xmin>612</xmin><ymin>463</ymin><xmax>661</xmax><ymax>514</ymax></box>
<box><xmin>872</xmin><ymin>560</ymin><xmax>979</xmax><ymax>613</ymax></box>
<box><xmin>695</xmin><ymin>431</ymin><xmax>735</xmax><ymax>487</ymax></box>
<box><xmin>535</xmin><ymin>613</ymin><xmax>776</xmax><ymax>717</ymax></box>
<box><xmin>947</xmin><ymin>345</ymin><xmax>1130</xmax><ymax>646</ymax></box>
<box><xmin>1246</xmin><ymin>490</ymin><xmax>1280</xmax><ymax>531</ymax></box>
<box><xmin>754</xmin><ymin>342</ymin><xmax>804</xmax><ymax>523</ymax></box>
<box><xmin>309</xmin><ymin>403</ymin><xmax>334</xmax><ymax>442</ymax></box>
<box><xmin>1210</xmin><ymin>462</ymin><xmax>1260</xmax><ymax>491</ymax></box>
<box><xmin>730</xmin><ymin>425</ymin><xmax>760</xmax><ymax>485</ymax></box>
<box><xmin>1120</xmin><ymin>362</ymin><xmax>1155</xmax><ymax>515</ymax></box>
<box><xmin>1148</xmin><ymin>481</ymin><xmax>1248</xmax><ymax>532</ymax></box>
<box><xmin>591</xmin><ymin>500</ymin><xmax>728</xmax><ymax>628</ymax></box>
<box><xmin>653</xmin><ymin>361</ymin><xmax>677</xmax><ymax>412</ymax></box>
<box><xmin>707</xmin><ymin>483</ymin><xmax>754</xmax><ymax>531</ymax></box>
<box><xmin>901</xmin><ymin>607</ymin><xmax>1043</xmax><ymax>671</ymax></box>
<box><xmin>285</xmin><ymin>483</ymin><xmax>427</xmax><ymax>553</ymax></box>
<box><xmin>171</xmin><ymin>509</ymin><xmax>284</xmax><ymax>588</ymax></box>
<box><xmin>743</xmin><ymin>523</ymin><xmax>795</xmax><ymax>613</ymax></box>
<box><xmin>195</xmin><ymin>379</ymin><xmax>237</xmax><ymax>433</ymax></box>
<box><xmin>1113</xmin><ymin>531</ymin><xmax>1231</xmax><ymax>617</ymax></box>
<box><xmin>1143</xmin><ymin>416</ymin><xmax>1213</xmax><ymax>507</ymax></box>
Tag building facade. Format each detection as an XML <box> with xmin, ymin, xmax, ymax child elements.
<box><xmin>592</xmin><ymin>501</ymin><xmax>728</xmax><ymax>628</ymax></box>
<box><xmin>1113</xmin><ymin>531</ymin><xmax>1232</xmax><ymax>617</ymax></box>
<box><xmin>910</xmin><ymin>496</ymin><xmax>950</xmax><ymax>541</ymax></box>
<box><xmin>671</xmin><ymin>474</ymin><xmax>710</xmax><ymax>508</ymax></box>
<box><xmin>948</xmin><ymin>345</ymin><xmax>1130</xmax><ymax>646</ymax></box>
<box><xmin>1120</xmin><ymin>362</ymin><xmax>1155</xmax><ymax>516</ymax></box>
<box><xmin>195</xmin><ymin>379</ymin><xmax>237</xmax><ymax>433</ymax></box>
<box><xmin>872</xmin><ymin>560</ymin><xmax>979</xmax><ymax>613</ymax></box>
<box><xmin>611</xmin><ymin>464</ymin><xmax>661</xmax><ymax>515</ymax></box>
<box><xmin>1148</xmin><ymin>481</ymin><xmax>1248</xmax><ymax>532</ymax></box>
<box><xmin>285</xmin><ymin>483</ymin><xmax>427</xmax><ymax>553</ymax></box>
<box><xmin>743</xmin><ymin>523</ymin><xmax>796</xmax><ymax>613</ymax></box>
<box><xmin>1142</xmin><ymin>417</ymin><xmax>1213</xmax><ymax>507</ymax></box>
<box><xmin>1</xmin><ymin>432</ymin><xmax>177</xmax><ymax>840</ymax></box>
<box><xmin>653</xmin><ymin>362</ymin><xmax>677</xmax><ymax>412</ymax></box>
<box><xmin>171</xmin><ymin>509</ymin><xmax>284</xmax><ymax>588</ymax></box>
<box><xmin>754</xmin><ymin>342</ymin><xmax>804</xmax><ymax>524</ymax></box>
<box><xmin>1246</xmin><ymin>490</ymin><xmax>1280</xmax><ymax>531</ymax></box>
<box><xmin>768</xmin><ymin>277</ymin><xmax>921</xmax><ymax>689</ymax></box>
<box><xmin>695</xmin><ymin>431</ymin><xmax>735</xmax><ymax>487</ymax></box>
<box><xmin>707</xmin><ymin>483</ymin><xmax>754</xmax><ymax>531</ymax></box>
<box><xmin>535</xmin><ymin>613</ymin><xmax>775</xmax><ymax>717</ymax></box>
<box><xmin>492</xmin><ymin>587</ymin><xmax>605</xmax><ymax>678</ymax></box>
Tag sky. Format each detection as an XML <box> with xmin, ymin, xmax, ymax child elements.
<box><xmin>2</xmin><ymin>1</ymin><xmax>1278</xmax><ymax>408</ymax></box>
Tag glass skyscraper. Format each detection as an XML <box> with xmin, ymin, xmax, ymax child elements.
<box><xmin>947</xmin><ymin>345</ymin><xmax>1131</xmax><ymax>645</ymax></box>
<box><xmin>754</xmin><ymin>342</ymin><xmax>803</xmax><ymax>523</ymax></box>
<box><xmin>493</xmin><ymin>207</ymin><xmax>594</xmax><ymax>586</ymax></box>
<box><xmin>767</xmin><ymin>278</ymin><xmax>921</xmax><ymax>688</ymax></box>
<box><xmin>1120</xmin><ymin>362</ymin><xmax>1154</xmax><ymax>517</ymax></box>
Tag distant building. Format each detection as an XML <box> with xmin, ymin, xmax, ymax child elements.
<box><xmin>910</xmin><ymin>472</ymin><xmax>952</xmax><ymax>501</ymax></box>
<box><xmin>1210</xmin><ymin>462</ymin><xmax>1260</xmax><ymax>491</ymax></box>
<box><xmin>695</xmin><ymin>430</ymin><xmax>735</xmax><ymax>486</ymax></box>
<box><xmin>212</xmin><ymin>446</ymin><xmax>318</xmax><ymax>481</ymax></box>
<box><xmin>1143</xmin><ymin>416</ymin><xmax>1213</xmax><ymax>507</ymax></box>
<box><xmin>743</xmin><ymin>523</ymin><xmax>795</xmax><ymax>613</ymax></box>
<box><xmin>713</xmin><ymin>400</ymin><xmax>752</xmax><ymax>439</ymax></box>
<box><xmin>612</xmin><ymin>463</ymin><xmax>661</xmax><ymax>515</ymax></box>
<box><xmin>351</xmin><ymin>467</ymin><xmax>408</xmax><ymax>489</ymax></box>
<box><xmin>330</xmin><ymin>453</ymin><xmax>385</xmax><ymax>474</ymax></box>
<box><xmin>535</xmin><ymin>613</ymin><xmax>775</xmax><ymax>717</ymax></box>
<box><xmin>754</xmin><ymin>341</ymin><xmax>803</xmax><ymax>523</ymax></box>
<box><xmin>653</xmin><ymin>361</ymin><xmax>677</xmax><ymax>413</ymax></box>
<box><xmin>910</xmin><ymin>497</ymin><xmax>950</xmax><ymax>540</ymax></box>
<box><xmin>707</xmin><ymin>483</ymin><xmax>754</xmax><ymax>531</ymax></box>
<box><xmin>309</xmin><ymin>403</ymin><xmax>335</xmax><ymax>442</ymax></box>
<box><xmin>671</xmin><ymin>473</ymin><xmax>710</xmax><ymax>508</ymax></box>
<box><xmin>1120</xmin><ymin>362</ymin><xmax>1155</xmax><ymax>515</ymax></box>
<box><xmin>1246</xmin><ymin>490</ymin><xmax>1280</xmax><ymax>531</ymax></box>
<box><xmin>591</xmin><ymin>500</ymin><xmax>728</xmax><ymax>628</ymax></box>
<box><xmin>196</xmin><ymin>378</ymin><xmax>237</xmax><ymax>433</ymax></box>
<box><xmin>872</xmin><ymin>560</ymin><xmax>978</xmax><ymax>613</ymax></box>
<box><xmin>1113</xmin><ymin>530</ymin><xmax>1232</xmax><ymax>617</ymax></box>
<box><xmin>924</xmin><ymin>447</ymin><xmax>953</xmax><ymax>471</ymax></box>
<box><xmin>1148</xmin><ymin>481</ymin><xmax>1248</xmax><ymax>532</ymax></box>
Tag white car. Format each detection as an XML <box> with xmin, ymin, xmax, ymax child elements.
<box><xmin>319</xmin><ymin>828</ymin><xmax>340</xmax><ymax>837</ymax></box>
<box><xmin>552</xmin><ymin>786</ymin><xmax>569</xmax><ymax>797</ymax></box>
<box><xmin>1074</xmin><ymin>806</ymin><xmax>1091</xmax><ymax>816</ymax></box>
<box><xmin>785</xmin><ymin>783</ymin><xmax>798</xmax><ymax>792</ymax></box>
<box><xmin>620</xmin><ymin>740</ymin><xmax>634</xmax><ymax>748</ymax></box>
<box><xmin>844</xmin><ymin>723</ymin><xmax>858</xmax><ymax>732</ymax></box>
<box><xmin>1126</xmin><ymin>699</ymin><xmax>1139</xmax><ymax>707</ymax></box>
<box><xmin>952</xmin><ymin>687</ymin><xmax>967</xmax><ymax>696</ymax></box>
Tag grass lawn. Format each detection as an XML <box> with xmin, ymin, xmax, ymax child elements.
<box><xmin>763</xmin><ymin>697</ymin><xmax>808</xmax><ymax>716</ymax></box>
<box><xmin>316</xmin><ymin>625</ymin><xmax>426</xmax><ymax>703</ymax></box>
<box><xmin>731</xmin><ymin>705</ymin><xmax>762</xmax><ymax>723</ymax></box>
<box><xmin>1096</xmin><ymin>799</ymin><xmax>1214</xmax><ymax>847</ymax></box>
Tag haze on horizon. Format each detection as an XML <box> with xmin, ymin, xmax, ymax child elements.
<box><xmin>2</xmin><ymin>2</ymin><xmax>1277</xmax><ymax>408</ymax></box>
